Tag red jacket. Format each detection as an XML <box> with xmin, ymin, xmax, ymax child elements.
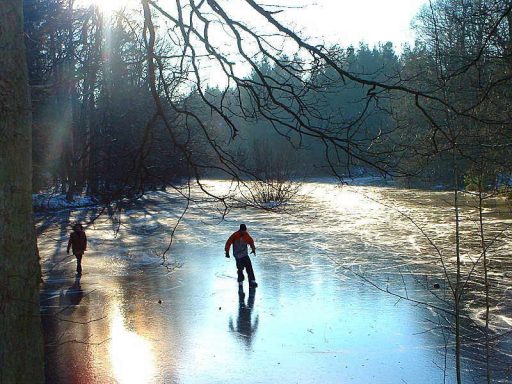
<box><xmin>225</xmin><ymin>230</ymin><xmax>255</xmax><ymax>259</ymax></box>
<box><xmin>68</xmin><ymin>231</ymin><xmax>87</xmax><ymax>254</ymax></box>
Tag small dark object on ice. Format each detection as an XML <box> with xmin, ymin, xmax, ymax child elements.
<box><xmin>433</xmin><ymin>283</ymin><xmax>440</xmax><ymax>289</ymax></box>
<box><xmin>219</xmin><ymin>307</ymin><xmax>222</xmax><ymax>310</ymax></box>
<box><xmin>158</xmin><ymin>299</ymin><xmax>162</xmax><ymax>304</ymax></box>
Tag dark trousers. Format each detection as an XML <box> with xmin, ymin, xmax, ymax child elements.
<box><xmin>75</xmin><ymin>252</ymin><xmax>83</xmax><ymax>273</ymax></box>
<box><xmin>235</xmin><ymin>256</ymin><xmax>255</xmax><ymax>282</ymax></box>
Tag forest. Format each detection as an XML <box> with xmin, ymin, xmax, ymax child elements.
<box><xmin>1</xmin><ymin>0</ymin><xmax>512</xmax><ymax>383</ymax></box>
<box><xmin>23</xmin><ymin>0</ymin><xmax>512</xmax><ymax>201</ymax></box>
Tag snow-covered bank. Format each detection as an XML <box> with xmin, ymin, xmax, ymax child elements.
<box><xmin>305</xmin><ymin>175</ymin><xmax>394</xmax><ymax>186</ymax></box>
<box><xmin>31</xmin><ymin>177</ymin><xmax>389</xmax><ymax>212</ymax></box>
<box><xmin>33</xmin><ymin>193</ymin><xmax>98</xmax><ymax>211</ymax></box>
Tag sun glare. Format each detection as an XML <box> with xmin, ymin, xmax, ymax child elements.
<box><xmin>110</xmin><ymin>306</ymin><xmax>155</xmax><ymax>384</ymax></box>
<box><xmin>89</xmin><ymin>0</ymin><xmax>131</xmax><ymax>15</ymax></box>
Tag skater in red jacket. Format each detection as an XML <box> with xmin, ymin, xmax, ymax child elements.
<box><xmin>225</xmin><ymin>224</ymin><xmax>258</xmax><ymax>288</ymax></box>
<box><xmin>67</xmin><ymin>223</ymin><xmax>87</xmax><ymax>276</ymax></box>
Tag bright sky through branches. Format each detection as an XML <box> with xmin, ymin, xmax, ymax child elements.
<box><xmin>82</xmin><ymin>0</ymin><xmax>429</xmax><ymax>87</ymax></box>
<box><xmin>271</xmin><ymin>0</ymin><xmax>429</xmax><ymax>49</ymax></box>
<box><xmin>87</xmin><ymin>0</ymin><xmax>427</xmax><ymax>49</ymax></box>
<box><xmin>198</xmin><ymin>0</ymin><xmax>430</xmax><ymax>86</ymax></box>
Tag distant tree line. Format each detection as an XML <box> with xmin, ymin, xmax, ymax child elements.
<box><xmin>202</xmin><ymin>43</ymin><xmax>401</xmax><ymax>179</ymax></box>
<box><xmin>198</xmin><ymin>0</ymin><xmax>512</xmax><ymax>190</ymax></box>
<box><xmin>25</xmin><ymin>0</ymin><xmax>195</xmax><ymax>201</ymax></box>
<box><xmin>396</xmin><ymin>0</ymin><xmax>512</xmax><ymax>189</ymax></box>
<box><xmin>24</xmin><ymin>0</ymin><xmax>512</xmax><ymax>201</ymax></box>
<box><xmin>24</xmin><ymin>0</ymin><xmax>403</xmax><ymax>201</ymax></box>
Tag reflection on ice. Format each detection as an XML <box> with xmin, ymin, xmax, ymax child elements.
<box><xmin>229</xmin><ymin>287</ymin><xmax>259</xmax><ymax>350</ymax></box>
<box><xmin>110</xmin><ymin>306</ymin><xmax>155</xmax><ymax>384</ymax></box>
<box><xmin>62</xmin><ymin>276</ymin><xmax>84</xmax><ymax>307</ymax></box>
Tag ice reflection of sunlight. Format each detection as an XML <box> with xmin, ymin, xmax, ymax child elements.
<box><xmin>307</xmin><ymin>183</ymin><xmax>381</xmax><ymax>212</ymax></box>
<box><xmin>110</xmin><ymin>306</ymin><xmax>155</xmax><ymax>384</ymax></box>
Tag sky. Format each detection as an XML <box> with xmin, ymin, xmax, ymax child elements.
<box><xmin>92</xmin><ymin>0</ymin><xmax>429</xmax><ymax>49</ymax></box>
<box><xmin>200</xmin><ymin>0</ymin><xmax>431</xmax><ymax>85</ymax></box>
<box><xmin>272</xmin><ymin>0</ymin><xmax>429</xmax><ymax>50</ymax></box>
<box><xmin>87</xmin><ymin>0</ymin><xmax>430</xmax><ymax>86</ymax></box>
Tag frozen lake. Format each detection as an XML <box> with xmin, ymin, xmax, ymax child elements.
<box><xmin>37</xmin><ymin>180</ymin><xmax>512</xmax><ymax>383</ymax></box>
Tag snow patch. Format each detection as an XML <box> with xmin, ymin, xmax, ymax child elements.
<box><xmin>33</xmin><ymin>193</ymin><xmax>98</xmax><ymax>211</ymax></box>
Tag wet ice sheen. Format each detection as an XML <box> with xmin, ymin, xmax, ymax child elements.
<box><xmin>38</xmin><ymin>180</ymin><xmax>511</xmax><ymax>383</ymax></box>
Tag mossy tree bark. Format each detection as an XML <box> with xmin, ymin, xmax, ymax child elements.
<box><xmin>0</xmin><ymin>1</ymin><xmax>45</xmax><ymax>382</ymax></box>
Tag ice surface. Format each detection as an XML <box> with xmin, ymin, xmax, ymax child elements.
<box><xmin>37</xmin><ymin>180</ymin><xmax>512</xmax><ymax>383</ymax></box>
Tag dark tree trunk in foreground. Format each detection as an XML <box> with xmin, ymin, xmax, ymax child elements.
<box><xmin>0</xmin><ymin>1</ymin><xmax>45</xmax><ymax>382</ymax></box>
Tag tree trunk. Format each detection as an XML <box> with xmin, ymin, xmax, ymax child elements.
<box><xmin>0</xmin><ymin>1</ymin><xmax>45</xmax><ymax>383</ymax></box>
<box><xmin>86</xmin><ymin>11</ymin><xmax>102</xmax><ymax>196</ymax></box>
<box><xmin>507</xmin><ymin>2</ymin><xmax>512</xmax><ymax>57</ymax></box>
<box><xmin>478</xmin><ymin>177</ymin><xmax>492</xmax><ymax>384</ymax></box>
<box><xmin>64</xmin><ymin>0</ymin><xmax>77</xmax><ymax>202</ymax></box>
<box><xmin>454</xmin><ymin>167</ymin><xmax>462</xmax><ymax>384</ymax></box>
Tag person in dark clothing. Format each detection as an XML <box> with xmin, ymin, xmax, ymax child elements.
<box><xmin>225</xmin><ymin>224</ymin><xmax>258</xmax><ymax>288</ymax></box>
<box><xmin>67</xmin><ymin>223</ymin><xmax>87</xmax><ymax>275</ymax></box>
